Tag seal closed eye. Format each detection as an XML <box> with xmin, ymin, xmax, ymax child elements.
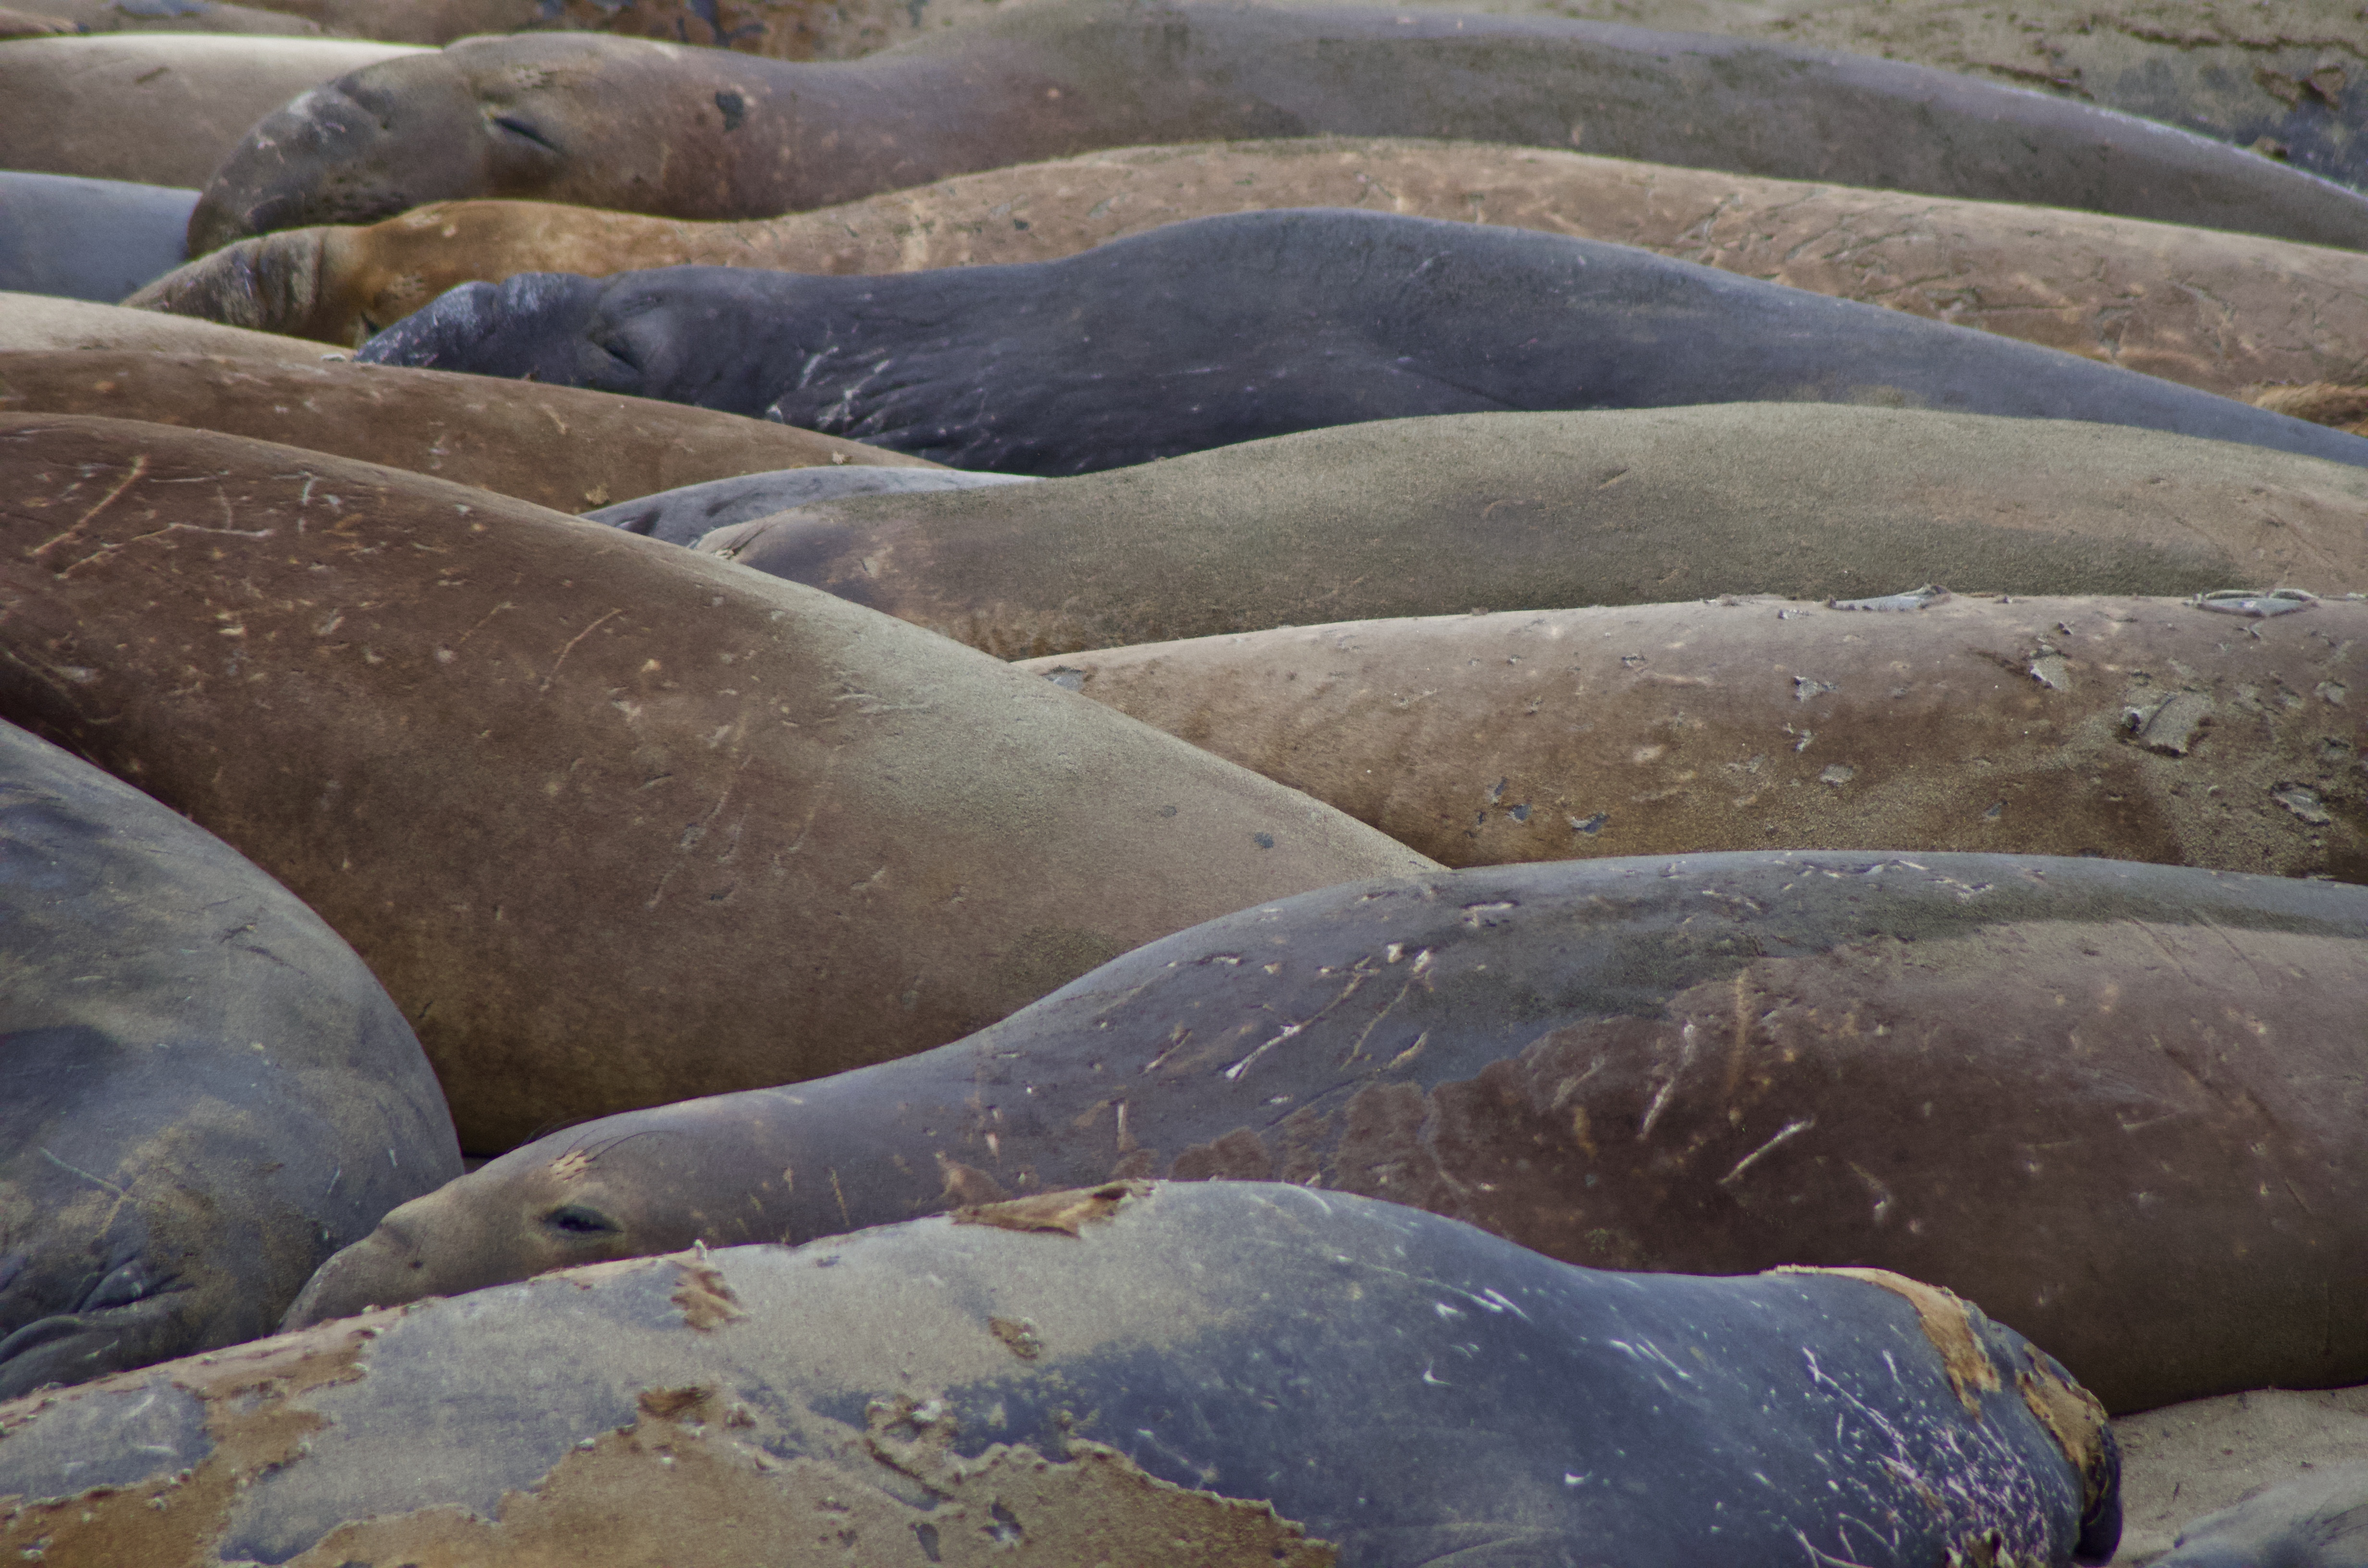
<box><xmin>542</xmin><ymin>1204</ymin><xmax>621</xmax><ymax>1237</ymax></box>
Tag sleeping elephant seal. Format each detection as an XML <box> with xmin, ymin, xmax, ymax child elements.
<box><xmin>183</xmin><ymin>0</ymin><xmax>2368</xmax><ymax>257</ymax></box>
<box><xmin>354</xmin><ymin>211</ymin><xmax>2368</xmax><ymax>475</ymax></box>
<box><xmin>0</xmin><ymin>173</ymin><xmax>194</xmax><ymax>304</ymax></box>
<box><xmin>2150</xmin><ymin>1466</ymin><xmax>2368</xmax><ymax>1567</ymax></box>
<box><xmin>251</xmin><ymin>0</ymin><xmax>1006</xmax><ymax>60</ymax></box>
<box><xmin>0</xmin><ymin>716</ymin><xmax>459</xmax><ymax>1401</ymax></box>
<box><xmin>0</xmin><ymin>35</ymin><xmax>424</xmax><ymax>190</ymax></box>
<box><xmin>1011</xmin><ymin>592</ymin><xmax>2368</xmax><ymax>882</ymax></box>
<box><xmin>692</xmin><ymin>406</ymin><xmax>2368</xmax><ymax>658</ymax></box>
<box><xmin>585</xmin><ymin>465</ymin><xmax>1030</xmax><ymax>546</ymax></box>
<box><xmin>286</xmin><ymin>850</ymin><xmax>2368</xmax><ymax>1416</ymax></box>
<box><xmin>129</xmin><ymin>136</ymin><xmax>2368</xmax><ymax>408</ymax></box>
<box><xmin>0</xmin><ymin>1182</ymin><xmax>2123</xmax><ymax>1567</ymax></box>
<box><xmin>0</xmin><ymin>351</ymin><xmax>934</xmax><ymax>513</ymax></box>
<box><xmin>0</xmin><ymin>414</ymin><xmax>1435</xmax><ymax>1154</ymax></box>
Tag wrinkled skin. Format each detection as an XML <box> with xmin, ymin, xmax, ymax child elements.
<box><xmin>289</xmin><ymin>850</ymin><xmax>2368</xmax><ymax>1416</ymax></box>
<box><xmin>352</xmin><ymin>211</ymin><xmax>2368</xmax><ymax>475</ymax></box>
<box><xmin>186</xmin><ymin>0</ymin><xmax>2368</xmax><ymax>255</ymax></box>
<box><xmin>0</xmin><ymin>718</ymin><xmax>458</xmax><ymax>1401</ymax></box>
<box><xmin>6</xmin><ymin>1184</ymin><xmax>2121</xmax><ymax>1567</ymax></box>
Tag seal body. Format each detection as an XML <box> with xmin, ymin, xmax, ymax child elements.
<box><xmin>1011</xmin><ymin>592</ymin><xmax>2368</xmax><ymax>881</ymax></box>
<box><xmin>0</xmin><ymin>716</ymin><xmax>459</xmax><ymax>1401</ymax></box>
<box><xmin>2152</xmin><ymin>1466</ymin><xmax>2368</xmax><ymax>1567</ymax></box>
<box><xmin>2112</xmin><ymin>1385</ymin><xmax>2368</xmax><ymax>1562</ymax></box>
<box><xmin>692</xmin><ymin>406</ymin><xmax>2368</xmax><ymax>657</ymax></box>
<box><xmin>0</xmin><ymin>35</ymin><xmax>424</xmax><ymax>189</ymax></box>
<box><xmin>0</xmin><ymin>1182</ymin><xmax>2123</xmax><ymax>1566</ymax></box>
<box><xmin>0</xmin><ymin>173</ymin><xmax>194</xmax><ymax>304</ymax></box>
<box><xmin>184</xmin><ymin>0</ymin><xmax>2368</xmax><ymax>253</ymax></box>
<box><xmin>585</xmin><ymin>465</ymin><xmax>1032</xmax><ymax>546</ymax></box>
<box><xmin>0</xmin><ymin>414</ymin><xmax>1435</xmax><ymax>1153</ymax></box>
<box><xmin>0</xmin><ymin>351</ymin><xmax>933</xmax><ymax>512</ymax></box>
<box><xmin>288</xmin><ymin>851</ymin><xmax>2368</xmax><ymax>1415</ymax></box>
<box><xmin>0</xmin><ymin>291</ymin><xmax>337</xmax><ymax>357</ymax></box>
<box><xmin>355</xmin><ymin>210</ymin><xmax>2368</xmax><ymax>474</ymax></box>
<box><xmin>131</xmin><ymin>138</ymin><xmax>2368</xmax><ymax>409</ymax></box>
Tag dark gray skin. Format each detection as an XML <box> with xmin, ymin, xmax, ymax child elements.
<box><xmin>583</xmin><ymin>464</ymin><xmax>1033</xmax><ymax>547</ymax></box>
<box><xmin>185</xmin><ymin>0</ymin><xmax>2368</xmax><ymax>257</ymax></box>
<box><xmin>0</xmin><ymin>1182</ymin><xmax>2122</xmax><ymax>1567</ymax></box>
<box><xmin>289</xmin><ymin>850</ymin><xmax>2368</xmax><ymax>1418</ymax></box>
<box><xmin>0</xmin><ymin>173</ymin><xmax>194</xmax><ymax>304</ymax></box>
<box><xmin>0</xmin><ymin>717</ymin><xmax>460</xmax><ymax>1402</ymax></box>
<box><xmin>354</xmin><ymin>210</ymin><xmax>2368</xmax><ymax>476</ymax></box>
<box><xmin>2157</xmin><ymin>1467</ymin><xmax>2368</xmax><ymax>1568</ymax></box>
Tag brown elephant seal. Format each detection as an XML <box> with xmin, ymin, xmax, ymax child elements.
<box><xmin>133</xmin><ymin>139</ymin><xmax>2368</xmax><ymax>407</ymax></box>
<box><xmin>693</xmin><ymin>405</ymin><xmax>2368</xmax><ymax>658</ymax></box>
<box><xmin>0</xmin><ymin>1183</ymin><xmax>2121</xmax><ymax>1567</ymax></box>
<box><xmin>0</xmin><ymin>351</ymin><xmax>933</xmax><ymax>513</ymax></box>
<box><xmin>0</xmin><ymin>36</ymin><xmax>423</xmax><ymax>190</ymax></box>
<box><xmin>185</xmin><ymin>0</ymin><xmax>2368</xmax><ymax>256</ymax></box>
<box><xmin>1010</xmin><ymin>592</ymin><xmax>2368</xmax><ymax>882</ymax></box>
<box><xmin>0</xmin><ymin>291</ymin><xmax>336</xmax><ymax>357</ymax></box>
<box><xmin>283</xmin><ymin>849</ymin><xmax>2368</xmax><ymax>1416</ymax></box>
<box><xmin>0</xmin><ymin>414</ymin><xmax>1434</xmax><ymax>1154</ymax></box>
<box><xmin>0</xmin><ymin>715</ymin><xmax>459</xmax><ymax>1400</ymax></box>
<box><xmin>0</xmin><ymin>0</ymin><xmax>322</xmax><ymax>35</ymax></box>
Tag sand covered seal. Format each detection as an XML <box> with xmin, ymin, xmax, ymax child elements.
<box><xmin>691</xmin><ymin>406</ymin><xmax>2368</xmax><ymax>658</ymax></box>
<box><xmin>352</xmin><ymin>210</ymin><xmax>2368</xmax><ymax>475</ymax></box>
<box><xmin>0</xmin><ymin>173</ymin><xmax>195</xmax><ymax>304</ymax></box>
<box><xmin>285</xmin><ymin>850</ymin><xmax>2368</xmax><ymax>1416</ymax></box>
<box><xmin>585</xmin><ymin>466</ymin><xmax>1030</xmax><ymax>546</ymax></box>
<box><xmin>1010</xmin><ymin>592</ymin><xmax>2368</xmax><ymax>882</ymax></box>
<box><xmin>0</xmin><ymin>351</ymin><xmax>933</xmax><ymax>513</ymax></box>
<box><xmin>0</xmin><ymin>414</ymin><xmax>1434</xmax><ymax>1154</ymax></box>
<box><xmin>0</xmin><ymin>1181</ymin><xmax>2124</xmax><ymax>1566</ymax></box>
<box><xmin>183</xmin><ymin>0</ymin><xmax>2368</xmax><ymax>255</ymax></box>
<box><xmin>0</xmin><ymin>35</ymin><xmax>423</xmax><ymax>190</ymax></box>
<box><xmin>0</xmin><ymin>716</ymin><xmax>459</xmax><ymax>1402</ymax></box>
<box><xmin>130</xmin><ymin>138</ymin><xmax>2368</xmax><ymax>408</ymax></box>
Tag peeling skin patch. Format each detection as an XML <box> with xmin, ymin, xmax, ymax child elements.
<box><xmin>1794</xmin><ymin>1267</ymin><xmax>2002</xmax><ymax>1416</ymax></box>
<box><xmin>670</xmin><ymin>1258</ymin><xmax>745</xmax><ymax>1330</ymax></box>
<box><xmin>286</xmin><ymin>1425</ymin><xmax>1338</xmax><ymax>1568</ymax></box>
<box><xmin>951</xmin><ymin>1180</ymin><xmax>1144</xmax><ymax>1237</ymax></box>
<box><xmin>2012</xmin><ymin>1349</ymin><xmax>2117</xmax><ymax>1527</ymax></box>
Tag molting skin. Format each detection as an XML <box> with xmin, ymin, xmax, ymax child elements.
<box><xmin>288</xmin><ymin>850</ymin><xmax>2368</xmax><ymax>1416</ymax></box>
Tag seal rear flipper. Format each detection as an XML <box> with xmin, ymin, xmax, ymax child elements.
<box><xmin>0</xmin><ymin>1291</ymin><xmax>191</xmax><ymax>1403</ymax></box>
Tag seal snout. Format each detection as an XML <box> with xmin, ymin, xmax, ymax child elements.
<box><xmin>281</xmin><ymin>1216</ymin><xmax>424</xmax><ymax>1331</ymax></box>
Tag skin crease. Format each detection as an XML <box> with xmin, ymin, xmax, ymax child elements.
<box><xmin>285</xmin><ymin>851</ymin><xmax>2368</xmax><ymax>1418</ymax></box>
<box><xmin>185</xmin><ymin>0</ymin><xmax>2368</xmax><ymax>255</ymax></box>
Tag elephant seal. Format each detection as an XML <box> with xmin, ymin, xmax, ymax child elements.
<box><xmin>354</xmin><ymin>212</ymin><xmax>2368</xmax><ymax>475</ymax></box>
<box><xmin>0</xmin><ymin>414</ymin><xmax>1435</xmax><ymax>1153</ymax></box>
<box><xmin>1010</xmin><ymin>592</ymin><xmax>2368</xmax><ymax>882</ymax></box>
<box><xmin>0</xmin><ymin>1182</ymin><xmax>2122</xmax><ymax>1567</ymax></box>
<box><xmin>2149</xmin><ymin>1466</ymin><xmax>2368</xmax><ymax>1567</ymax></box>
<box><xmin>184</xmin><ymin>0</ymin><xmax>2368</xmax><ymax>256</ymax></box>
<box><xmin>0</xmin><ymin>715</ymin><xmax>459</xmax><ymax>1402</ymax></box>
<box><xmin>0</xmin><ymin>36</ymin><xmax>423</xmax><ymax>190</ymax></box>
<box><xmin>0</xmin><ymin>0</ymin><xmax>323</xmax><ymax>35</ymax></box>
<box><xmin>252</xmin><ymin>0</ymin><xmax>1007</xmax><ymax>59</ymax></box>
<box><xmin>586</xmin><ymin>465</ymin><xmax>1030</xmax><ymax>546</ymax></box>
<box><xmin>0</xmin><ymin>173</ymin><xmax>194</xmax><ymax>303</ymax></box>
<box><xmin>0</xmin><ymin>351</ymin><xmax>934</xmax><ymax>513</ymax></box>
<box><xmin>285</xmin><ymin>849</ymin><xmax>2368</xmax><ymax>1415</ymax></box>
<box><xmin>130</xmin><ymin>138</ymin><xmax>2368</xmax><ymax>408</ymax></box>
<box><xmin>691</xmin><ymin>406</ymin><xmax>2368</xmax><ymax>658</ymax></box>
<box><xmin>0</xmin><ymin>292</ymin><xmax>336</xmax><ymax>358</ymax></box>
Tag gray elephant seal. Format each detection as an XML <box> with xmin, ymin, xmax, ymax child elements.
<box><xmin>0</xmin><ymin>173</ymin><xmax>195</xmax><ymax>303</ymax></box>
<box><xmin>0</xmin><ymin>716</ymin><xmax>459</xmax><ymax>1401</ymax></box>
<box><xmin>0</xmin><ymin>1182</ymin><xmax>2122</xmax><ymax>1566</ymax></box>
<box><xmin>354</xmin><ymin>211</ymin><xmax>2368</xmax><ymax>474</ymax></box>
<box><xmin>585</xmin><ymin>465</ymin><xmax>1033</xmax><ymax>547</ymax></box>
<box><xmin>185</xmin><ymin>0</ymin><xmax>2368</xmax><ymax>254</ymax></box>
<box><xmin>286</xmin><ymin>850</ymin><xmax>2368</xmax><ymax>1416</ymax></box>
<box><xmin>2153</xmin><ymin>1466</ymin><xmax>2368</xmax><ymax>1567</ymax></box>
